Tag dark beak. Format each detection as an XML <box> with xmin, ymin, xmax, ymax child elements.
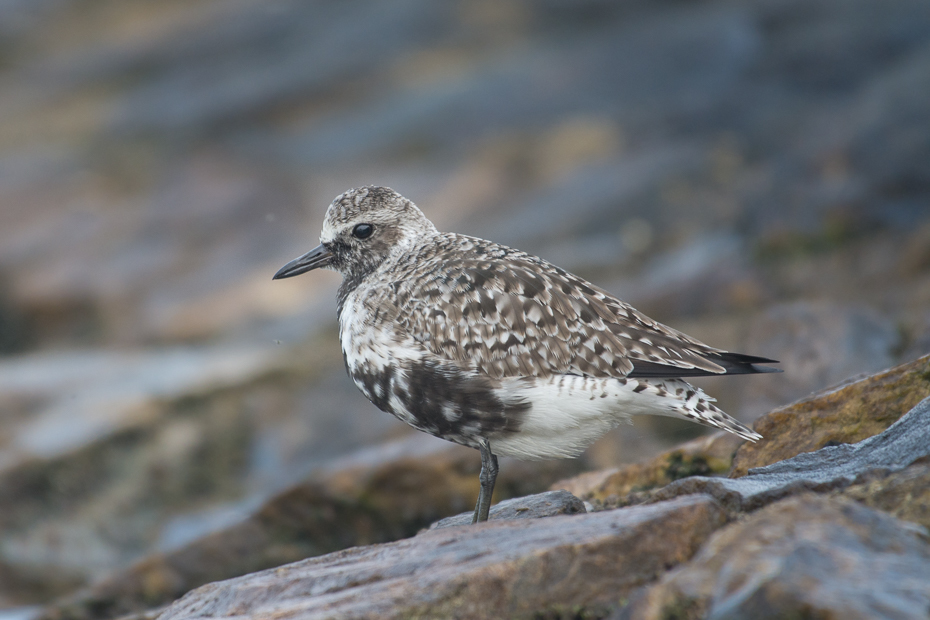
<box><xmin>273</xmin><ymin>244</ymin><xmax>334</xmax><ymax>280</ymax></box>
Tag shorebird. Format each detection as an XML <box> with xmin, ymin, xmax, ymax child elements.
<box><xmin>274</xmin><ymin>186</ymin><xmax>778</xmax><ymax>523</ymax></box>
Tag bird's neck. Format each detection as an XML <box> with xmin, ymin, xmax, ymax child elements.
<box><xmin>336</xmin><ymin>268</ymin><xmax>368</xmax><ymax>319</ymax></box>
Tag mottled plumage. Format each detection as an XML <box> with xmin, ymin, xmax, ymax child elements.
<box><xmin>274</xmin><ymin>186</ymin><xmax>779</xmax><ymax>522</ymax></box>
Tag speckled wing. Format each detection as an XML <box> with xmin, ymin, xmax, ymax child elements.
<box><xmin>390</xmin><ymin>235</ymin><xmax>735</xmax><ymax>381</ymax></box>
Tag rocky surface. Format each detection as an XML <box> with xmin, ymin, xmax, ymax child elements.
<box><xmin>0</xmin><ymin>335</ymin><xmax>406</xmax><ymax>605</ymax></box>
<box><xmin>620</xmin><ymin>495</ymin><xmax>930</xmax><ymax>620</ymax></box>
<box><xmin>160</xmin><ymin>495</ymin><xmax>726</xmax><ymax>620</ymax></box>
<box><xmin>730</xmin><ymin>353</ymin><xmax>930</xmax><ymax>477</ymax></box>
<box><xmin>2</xmin><ymin>0</ymin><xmax>930</xmax><ymax>617</ymax></box>
<box><xmin>127</xmin><ymin>368</ymin><xmax>930</xmax><ymax>620</ymax></box>
<box><xmin>837</xmin><ymin>460</ymin><xmax>930</xmax><ymax>530</ymax></box>
<box><xmin>37</xmin><ymin>439</ymin><xmax>581</xmax><ymax>620</ymax></box>
<box><xmin>649</xmin><ymin>394</ymin><xmax>930</xmax><ymax>512</ymax></box>
<box><xmin>553</xmin><ymin>431</ymin><xmax>744</xmax><ymax>509</ymax></box>
<box><xmin>557</xmin><ymin>354</ymin><xmax>930</xmax><ymax>509</ymax></box>
<box><xmin>428</xmin><ymin>490</ymin><xmax>587</xmax><ymax>530</ymax></box>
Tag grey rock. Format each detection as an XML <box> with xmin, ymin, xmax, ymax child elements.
<box><xmin>620</xmin><ymin>495</ymin><xmax>930</xmax><ymax>620</ymax></box>
<box><xmin>159</xmin><ymin>495</ymin><xmax>727</xmax><ymax>620</ymax></box>
<box><xmin>35</xmin><ymin>438</ymin><xmax>582</xmax><ymax>620</ymax></box>
<box><xmin>838</xmin><ymin>461</ymin><xmax>930</xmax><ymax>531</ymax></box>
<box><xmin>0</xmin><ymin>341</ymin><xmax>400</xmax><ymax>593</ymax></box>
<box><xmin>650</xmin><ymin>395</ymin><xmax>930</xmax><ymax>512</ymax></box>
<box><xmin>0</xmin><ymin>346</ymin><xmax>275</xmax><ymax>464</ymax></box>
<box><xmin>107</xmin><ymin>2</ymin><xmax>456</xmax><ymax>134</ymax></box>
<box><xmin>427</xmin><ymin>490</ymin><xmax>586</xmax><ymax>530</ymax></box>
<box><xmin>737</xmin><ymin>301</ymin><xmax>899</xmax><ymax>419</ymax></box>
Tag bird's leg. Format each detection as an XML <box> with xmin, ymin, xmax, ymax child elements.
<box><xmin>472</xmin><ymin>440</ymin><xmax>499</xmax><ymax>524</ymax></box>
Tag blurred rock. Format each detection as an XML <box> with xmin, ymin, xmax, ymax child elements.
<box><xmin>0</xmin><ymin>346</ymin><xmax>275</xmax><ymax>466</ymax></box>
<box><xmin>837</xmin><ymin>461</ymin><xmax>930</xmax><ymax>530</ymax></box>
<box><xmin>733</xmin><ymin>300</ymin><xmax>900</xmax><ymax>419</ymax></box>
<box><xmin>158</xmin><ymin>495</ymin><xmax>726</xmax><ymax>620</ymax></box>
<box><xmin>0</xmin><ymin>0</ymin><xmax>927</xmax><ymax>353</ymax></box>
<box><xmin>649</xmin><ymin>394</ymin><xmax>930</xmax><ymax>513</ymax></box>
<box><xmin>898</xmin><ymin>308</ymin><xmax>930</xmax><ymax>362</ymax></box>
<box><xmin>38</xmin><ymin>438</ymin><xmax>582</xmax><ymax>620</ymax></box>
<box><xmin>730</xmin><ymin>353</ymin><xmax>930</xmax><ymax>477</ymax></box>
<box><xmin>0</xmin><ymin>337</ymin><xmax>405</xmax><ymax>606</ymax></box>
<box><xmin>428</xmin><ymin>490</ymin><xmax>586</xmax><ymax>530</ymax></box>
<box><xmin>619</xmin><ymin>495</ymin><xmax>930</xmax><ymax>620</ymax></box>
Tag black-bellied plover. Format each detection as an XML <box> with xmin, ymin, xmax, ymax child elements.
<box><xmin>274</xmin><ymin>186</ymin><xmax>779</xmax><ymax>523</ymax></box>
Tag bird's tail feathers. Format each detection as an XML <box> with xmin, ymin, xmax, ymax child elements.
<box><xmin>633</xmin><ymin>378</ymin><xmax>762</xmax><ymax>442</ymax></box>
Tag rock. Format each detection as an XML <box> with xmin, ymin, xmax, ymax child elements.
<box><xmin>898</xmin><ymin>308</ymin><xmax>930</xmax><ymax>362</ymax></box>
<box><xmin>0</xmin><ymin>345</ymin><xmax>290</xmax><ymax>604</ymax></box>
<box><xmin>552</xmin><ymin>325</ymin><xmax>922</xmax><ymax>510</ymax></box>
<box><xmin>551</xmin><ymin>431</ymin><xmax>744</xmax><ymax>509</ymax></box>
<box><xmin>836</xmin><ymin>460</ymin><xmax>930</xmax><ymax>530</ymax></box>
<box><xmin>553</xmin><ymin>356</ymin><xmax>930</xmax><ymax>521</ymax></box>
<box><xmin>0</xmin><ymin>346</ymin><xmax>275</xmax><ymax>466</ymax></box>
<box><xmin>158</xmin><ymin>495</ymin><xmax>727</xmax><ymax>620</ymax></box>
<box><xmin>648</xmin><ymin>395</ymin><xmax>930</xmax><ymax>513</ymax></box>
<box><xmin>550</xmin><ymin>355</ymin><xmax>930</xmax><ymax>512</ymax></box>
<box><xmin>732</xmin><ymin>301</ymin><xmax>900</xmax><ymax>419</ymax></box>
<box><xmin>730</xmin><ymin>353</ymin><xmax>930</xmax><ymax>477</ymax></box>
<box><xmin>0</xmin><ymin>337</ymin><xmax>422</xmax><ymax>605</ymax></box>
<box><xmin>619</xmin><ymin>495</ymin><xmax>930</xmax><ymax>620</ymax></box>
<box><xmin>427</xmin><ymin>490</ymin><xmax>586</xmax><ymax>530</ymax></box>
<box><xmin>38</xmin><ymin>438</ymin><xmax>582</xmax><ymax>620</ymax></box>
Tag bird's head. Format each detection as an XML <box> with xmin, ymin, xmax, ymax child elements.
<box><xmin>273</xmin><ymin>186</ymin><xmax>437</xmax><ymax>281</ymax></box>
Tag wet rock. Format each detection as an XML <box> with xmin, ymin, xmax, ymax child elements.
<box><xmin>0</xmin><ymin>345</ymin><xmax>290</xmax><ymax>603</ymax></box>
<box><xmin>551</xmin><ymin>431</ymin><xmax>743</xmax><ymax>509</ymax></box>
<box><xmin>730</xmin><ymin>353</ymin><xmax>930</xmax><ymax>477</ymax></box>
<box><xmin>38</xmin><ymin>438</ymin><xmax>581</xmax><ymax>620</ymax></box>
<box><xmin>836</xmin><ymin>460</ymin><xmax>930</xmax><ymax>530</ymax></box>
<box><xmin>0</xmin><ymin>358</ymin><xmax>418</xmax><ymax>596</ymax></box>
<box><xmin>0</xmin><ymin>346</ymin><xmax>276</xmax><ymax>466</ymax></box>
<box><xmin>158</xmin><ymin>495</ymin><xmax>727</xmax><ymax>620</ymax></box>
<box><xmin>649</xmin><ymin>395</ymin><xmax>930</xmax><ymax>513</ymax></box>
<box><xmin>427</xmin><ymin>490</ymin><xmax>586</xmax><ymax>530</ymax></box>
<box><xmin>620</xmin><ymin>495</ymin><xmax>930</xmax><ymax>620</ymax></box>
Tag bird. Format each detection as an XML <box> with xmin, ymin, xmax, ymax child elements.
<box><xmin>273</xmin><ymin>186</ymin><xmax>779</xmax><ymax>523</ymax></box>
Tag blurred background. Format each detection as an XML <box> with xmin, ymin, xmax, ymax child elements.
<box><xmin>1</xmin><ymin>0</ymin><xmax>929</xmax><ymax>615</ymax></box>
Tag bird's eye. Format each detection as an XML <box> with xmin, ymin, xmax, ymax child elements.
<box><xmin>352</xmin><ymin>223</ymin><xmax>374</xmax><ymax>239</ymax></box>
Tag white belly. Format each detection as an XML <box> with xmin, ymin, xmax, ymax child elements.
<box><xmin>488</xmin><ymin>374</ymin><xmax>702</xmax><ymax>460</ymax></box>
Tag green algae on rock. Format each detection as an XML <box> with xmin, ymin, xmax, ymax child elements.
<box><xmin>730</xmin><ymin>353</ymin><xmax>930</xmax><ymax>477</ymax></box>
<box><xmin>551</xmin><ymin>432</ymin><xmax>743</xmax><ymax>509</ymax></box>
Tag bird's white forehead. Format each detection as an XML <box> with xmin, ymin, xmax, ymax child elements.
<box><xmin>319</xmin><ymin>193</ymin><xmax>368</xmax><ymax>242</ymax></box>
<box><xmin>320</xmin><ymin>217</ymin><xmax>338</xmax><ymax>244</ymax></box>
<box><xmin>318</xmin><ymin>204</ymin><xmax>383</xmax><ymax>243</ymax></box>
